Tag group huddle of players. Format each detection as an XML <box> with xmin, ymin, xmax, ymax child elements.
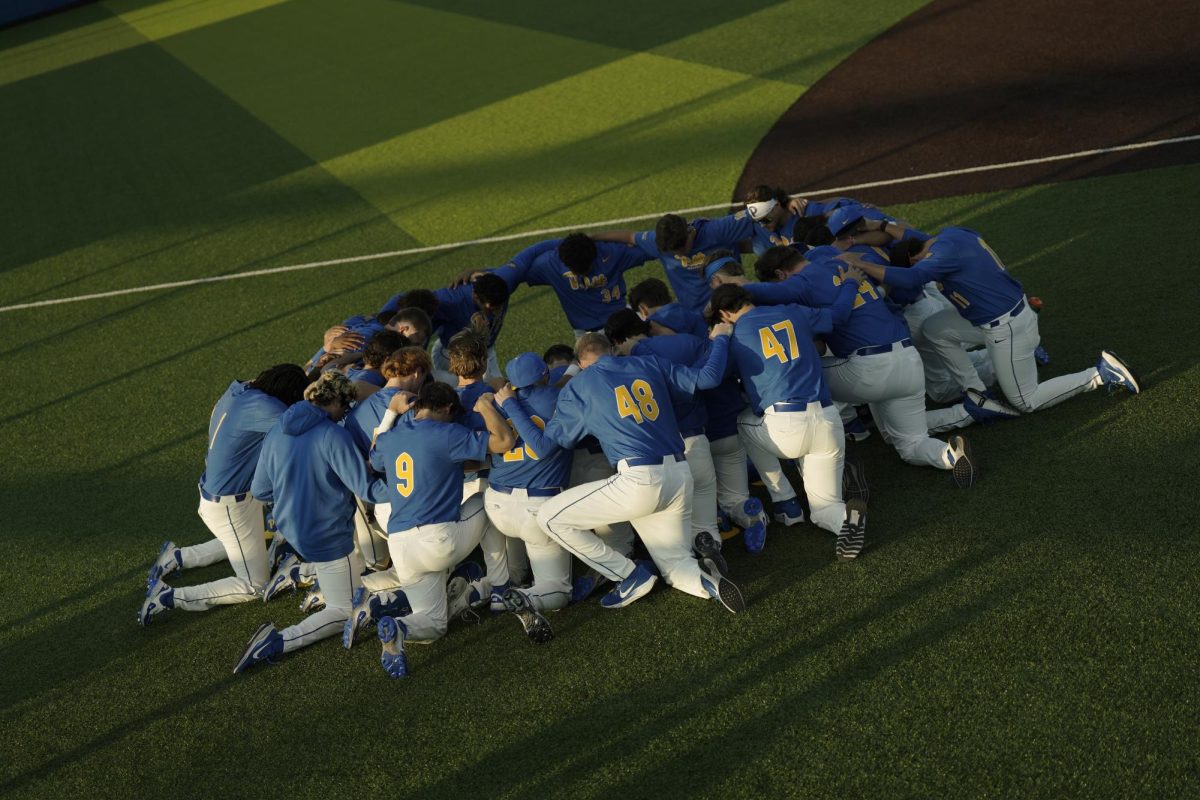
<box><xmin>137</xmin><ymin>186</ymin><xmax>1142</xmax><ymax>679</ymax></box>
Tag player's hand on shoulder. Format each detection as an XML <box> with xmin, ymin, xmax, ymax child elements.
<box><xmin>388</xmin><ymin>391</ymin><xmax>415</xmax><ymax>415</ymax></box>
<box><xmin>323</xmin><ymin>325</ymin><xmax>349</xmax><ymax>349</ymax></box>
<box><xmin>838</xmin><ymin>264</ymin><xmax>866</xmax><ymax>283</ymax></box>
<box><xmin>710</xmin><ymin>321</ymin><xmax>733</xmax><ymax>338</ymax></box>
<box><xmin>495</xmin><ymin>384</ymin><xmax>515</xmax><ymax>404</ymax></box>
<box><xmin>328</xmin><ymin>331</ymin><xmax>365</xmax><ymax>354</ymax></box>
<box><xmin>474</xmin><ymin>392</ymin><xmax>496</xmax><ymax>413</ymax></box>
<box><xmin>449</xmin><ymin>269</ymin><xmax>487</xmax><ymax>288</ymax></box>
<box><xmin>787</xmin><ymin>197</ymin><xmax>808</xmax><ymax>216</ymax></box>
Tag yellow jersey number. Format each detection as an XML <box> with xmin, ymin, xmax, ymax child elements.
<box><xmin>394</xmin><ymin>452</ymin><xmax>414</xmax><ymax>498</ymax></box>
<box><xmin>831</xmin><ymin>273</ymin><xmax>880</xmax><ymax>309</ymax></box>
<box><xmin>759</xmin><ymin>320</ymin><xmax>801</xmax><ymax>364</ymax></box>
<box><xmin>615</xmin><ymin>379</ymin><xmax>659</xmax><ymax>424</ymax></box>
<box><xmin>501</xmin><ymin>415</ymin><xmax>546</xmax><ymax>462</ymax></box>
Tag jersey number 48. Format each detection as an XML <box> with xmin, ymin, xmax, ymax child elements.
<box><xmin>615</xmin><ymin>380</ymin><xmax>659</xmax><ymax>424</ymax></box>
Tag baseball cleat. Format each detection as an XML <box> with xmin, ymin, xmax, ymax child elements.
<box><xmin>502</xmin><ymin>588</ymin><xmax>554</xmax><ymax>644</ymax></box>
<box><xmin>740</xmin><ymin>498</ymin><xmax>767</xmax><ymax>554</ymax></box>
<box><xmin>377</xmin><ymin>616</ymin><xmax>409</xmax><ymax>678</ymax></box>
<box><xmin>844</xmin><ymin>417</ymin><xmax>872</xmax><ymax>442</ymax></box>
<box><xmin>233</xmin><ymin>623</ymin><xmax>283</xmax><ymax>674</ymax></box>
<box><xmin>772</xmin><ymin>497</ymin><xmax>805</xmax><ymax>526</ymax></box>
<box><xmin>138</xmin><ymin>578</ymin><xmax>174</xmax><ymax>626</ymax></box>
<box><xmin>699</xmin><ymin>553</ymin><xmax>746</xmax><ymax>614</ymax></box>
<box><xmin>450</xmin><ymin>559</ymin><xmax>484</xmax><ymax>584</ymax></box>
<box><xmin>342</xmin><ymin>586</ymin><xmax>375</xmax><ymax>649</ymax></box>
<box><xmin>488</xmin><ymin>582</ymin><xmax>511</xmax><ymax>614</ymax></box>
<box><xmin>600</xmin><ymin>561</ymin><xmax>658</xmax><ymax>609</ymax></box>
<box><xmin>446</xmin><ymin>576</ymin><xmax>481</xmax><ymax>624</ymax></box>
<box><xmin>836</xmin><ymin>500</ymin><xmax>868</xmax><ymax>561</ymax></box>
<box><xmin>964</xmin><ymin>388</ymin><xmax>1021</xmax><ymax>423</ymax></box>
<box><xmin>147</xmin><ymin>540</ymin><xmax>181</xmax><ymax>587</ymax></box>
<box><xmin>299</xmin><ymin>586</ymin><xmax>326</xmax><ymax>614</ymax></box>
<box><xmin>947</xmin><ymin>435</ymin><xmax>978</xmax><ymax>489</ymax></box>
<box><xmin>262</xmin><ymin>553</ymin><xmax>300</xmax><ymax>602</ymax></box>
<box><xmin>1097</xmin><ymin>350</ymin><xmax>1141</xmax><ymax>394</ymax></box>
<box><xmin>842</xmin><ymin>455</ymin><xmax>870</xmax><ymax>504</ymax></box>
<box><xmin>570</xmin><ymin>569</ymin><xmax>610</xmax><ymax>604</ymax></box>
<box><xmin>692</xmin><ymin>531</ymin><xmax>730</xmax><ymax>576</ymax></box>
<box><xmin>1034</xmin><ymin>345</ymin><xmax>1051</xmax><ymax>365</ymax></box>
<box><xmin>717</xmin><ymin>508</ymin><xmax>734</xmax><ymax>535</ymax></box>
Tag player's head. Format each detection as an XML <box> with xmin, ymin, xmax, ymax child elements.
<box><xmin>399</xmin><ymin>289</ymin><xmax>440</xmax><ymax>320</ymax></box>
<box><xmin>755</xmin><ymin>245</ymin><xmax>806</xmax><ymax>282</ymax></box>
<box><xmin>542</xmin><ymin>344</ymin><xmax>575</xmax><ymax>368</ymax></box>
<box><xmin>362</xmin><ymin>330</ymin><xmax>409</xmax><ymax>369</ymax></box>
<box><xmin>655</xmin><ymin>213</ymin><xmax>690</xmax><ymax>255</ymax></box>
<box><xmin>447</xmin><ymin>328</ymin><xmax>488</xmax><ymax>380</ymax></box>
<box><xmin>413</xmin><ymin>381</ymin><xmax>464</xmax><ymax>422</ymax></box>
<box><xmin>705</xmin><ymin>255</ymin><xmax>744</xmax><ymax>288</ymax></box>
<box><xmin>381</xmin><ymin>346</ymin><xmax>432</xmax><ymax>391</ymax></box>
<box><xmin>826</xmin><ymin>206</ymin><xmax>866</xmax><ymax>241</ymax></box>
<box><xmin>709</xmin><ymin>284</ymin><xmax>754</xmax><ymax>324</ymax></box>
<box><xmin>558</xmin><ymin>233</ymin><xmax>598</xmax><ymax>276</ymax></box>
<box><xmin>387</xmin><ymin>307</ymin><xmax>432</xmax><ymax>346</ymax></box>
<box><xmin>604</xmin><ymin>308</ymin><xmax>651</xmax><ymax>348</ymax></box>
<box><xmin>888</xmin><ymin>238</ymin><xmax>929</xmax><ymax>267</ymax></box>
<box><xmin>471</xmin><ymin>273</ymin><xmax>509</xmax><ymax>313</ymax></box>
<box><xmin>744</xmin><ymin>184</ymin><xmax>789</xmax><ymax>232</ymax></box>
<box><xmin>791</xmin><ymin>216</ymin><xmax>825</xmax><ymax>244</ymax></box>
<box><xmin>505</xmin><ymin>352</ymin><xmax>549</xmax><ymax>390</ymax></box>
<box><xmin>628</xmin><ymin>277</ymin><xmax>672</xmax><ymax>318</ymax></box>
<box><xmin>303</xmin><ymin>371</ymin><xmax>358</xmax><ymax>422</ymax></box>
<box><xmin>249</xmin><ymin>364</ymin><xmax>310</xmax><ymax>406</ymax></box>
<box><xmin>574</xmin><ymin>331</ymin><xmax>613</xmax><ymax>368</ymax></box>
<box><xmin>804</xmin><ymin>224</ymin><xmax>835</xmax><ymax>247</ymax></box>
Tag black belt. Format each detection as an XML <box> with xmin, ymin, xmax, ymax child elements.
<box><xmin>852</xmin><ymin>337</ymin><xmax>913</xmax><ymax>357</ymax></box>
<box><xmin>771</xmin><ymin>399</ymin><xmax>832</xmax><ymax>413</ymax></box>
<box><xmin>199</xmin><ymin>485</ymin><xmax>249</xmax><ymax>503</ymax></box>
<box><xmin>489</xmin><ymin>485</ymin><xmax>562</xmax><ymax>498</ymax></box>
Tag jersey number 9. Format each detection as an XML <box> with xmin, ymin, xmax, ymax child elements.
<box><xmin>394</xmin><ymin>452</ymin><xmax>414</xmax><ymax>497</ymax></box>
<box><xmin>615</xmin><ymin>380</ymin><xmax>659</xmax><ymax>424</ymax></box>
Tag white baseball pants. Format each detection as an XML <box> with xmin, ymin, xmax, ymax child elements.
<box><xmin>387</xmin><ymin>494</ymin><xmax>489</xmax><ymax>641</ymax></box>
<box><xmin>709</xmin><ymin>434</ymin><xmax>763</xmax><ymax>528</ymax></box>
<box><xmin>904</xmin><ymin>286</ymin><xmax>996</xmax><ymax>402</ymax></box>
<box><xmin>570</xmin><ymin>448</ymin><xmax>635</xmax><ymax>555</ymax></box>
<box><xmin>537</xmin><ymin>457</ymin><xmax>709</xmax><ymax>599</ymax></box>
<box><xmin>823</xmin><ymin>345</ymin><xmax>952</xmax><ymax>470</ymax></box>
<box><xmin>484</xmin><ymin>488</ymin><xmax>571</xmax><ymax>612</ymax></box>
<box><xmin>737</xmin><ymin>403</ymin><xmax>846</xmax><ymax>535</ymax></box>
<box><xmin>924</xmin><ymin>302</ymin><xmax>1101</xmax><ymax>431</ymax></box>
<box><xmin>353</xmin><ymin>501</ymin><xmax>390</xmax><ymax>571</ymax></box>
<box><xmin>683</xmin><ymin>434</ymin><xmax>719</xmax><ymax>536</ymax></box>
<box><xmin>280</xmin><ymin>548</ymin><xmax>365</xmax><ymax>653</ymax></box>
<box><xmin>173</xmin><ymin>495</ymin><xmax>269</xmax><ymax>611</ymax></box>
<box><xmin>177</xmin><ymin>538</ymin><xmax>227</xmax><ymax>570</ymax></box>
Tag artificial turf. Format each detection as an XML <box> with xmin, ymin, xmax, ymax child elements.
<box><xmin>2</xmin><ymin>2</ymin><xmax>1198</xmax><ymax>798</ymax></box>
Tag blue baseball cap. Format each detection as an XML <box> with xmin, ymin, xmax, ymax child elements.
<box><xmin>649</xmin><ymin>304</ymin><xmax>707</xmax><ymax>338</ymax></box>
<box><xmin>826</xmin><ymin>205</ymin><xmax>865</xmax><ymax>238</ymax></box>
<box><xmin>505</xmin><ymin>352</ymin><xmax>548</xmax><ymax>389</ymax></box>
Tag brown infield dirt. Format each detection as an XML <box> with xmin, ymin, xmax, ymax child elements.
<box><xmin>734</xmin><ymin>0</ymin><xmax>1200</xmax><ymax>206</ymax></box>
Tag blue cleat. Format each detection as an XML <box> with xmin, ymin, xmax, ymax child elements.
<box><xmin>1096</xmin><ymin>350</ymin><xmax>1140</xmax><ymax>394</ymax></box>
<box><xmin>147</xmin><ymin>540</ymin><xmax>181</xmax><ymax>587</ymax></box>
<box><xmin>741</xmin><ymin>498</ymin><xmax>767</xmax><ymax>554</ymax></box>
<box><xmin>570</xmin><ymin>569</ymin><xmax>610</xmax><ymax>604</ymax></box>
<box><xmin>138</xmin><ymin>578</ymin><xmax>174</xmax><ymax>626</ymax></box>
<box><xmin>232</xmin><ymin>623</ymin><xmax>283</xmax><ymax>674</ymax></box>
<box><xmin>1034</xmin><ymin>345</ymin><xmax>1051</xmax><ymax>365</ymax></box>
<box><xmin>488</xmin><ymin>582</ymin><xmax>511</xmax><ymax>614</ymax></box>
<box><xmin>600</xmin><ymin>561</ymin><xmax>658</xmax><ymax>609</ymax></box>
<box><xmin>963</xmin><ymin>388</ymin><xmax>1021</xmax><ymax>423</ymax></box>
<box><xmin>717</xmin><ymin>508</ymin><xmax>734</xmax><ymax>535</ymax></box>
<box><xmin>844</xmin><ymin>417</ymin><xmax>871</xmax><ymax>442</ymax></box>
<box><xmin>342</xmin><ymin>586</ymin><xmax>374</xmax><ymax>649</ymax></box>
<box><xmin>262</xmin><ymin>553</ymin><xmax>301</xmax><ymax>602</ymax></box>
<box><xmin>377</xmin><ymin>616</ymin><xmax>409</xmax><ymax>678</ymax></box>
<box><xmin>450</xmin><ymin>560</ymin><xmax>484</xmax><ymax>584</ymax></box>
<box><xmin>772</xmin><ymin>497</ymin><xmax>805</xmax><ymax>526</ymax></box>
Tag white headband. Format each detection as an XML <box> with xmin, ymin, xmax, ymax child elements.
<box><xmin>746</xmin><ymin>199</ymin><xmax>778</xmax><ymax>222</ymax></box>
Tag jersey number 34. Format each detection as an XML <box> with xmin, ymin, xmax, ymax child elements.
<box><xmin>615</xmin><ymin>380</ymin><xmax>659</xmax><ymax>424</ymax></box>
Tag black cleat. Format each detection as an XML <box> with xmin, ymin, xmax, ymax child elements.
<box><xmin>836</xmin><ymin>500</ymin><xmax>867</xmax><ymax>561</ymax></box>
<box><xmin>502</xmin><ymin>587</ymin><xmax>554</xmax><ymax>644</ymax></box>
<box><xmin>947</xmin><ymin>435</ymin><xmax>978</xmax><ymax>489</ymax></box>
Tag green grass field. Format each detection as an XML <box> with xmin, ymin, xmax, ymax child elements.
<box><xmin>3</xmin><ymin>2</ymin><xmax>1199</xmax><ymax>798</ymax></box>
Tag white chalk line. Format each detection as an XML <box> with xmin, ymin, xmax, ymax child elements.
<box><xmin>3</xmin><ymin>134</ymin><xmax>1198</xmax><ymax>315</ymax></box>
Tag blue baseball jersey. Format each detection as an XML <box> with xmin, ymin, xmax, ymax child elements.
<box><xmin>201</xmin><ymin>381</ymin><xmax>289</xmax><ymax>497</ymax></box>
<box><xmin>882</xmin><ymin>227</ymin><xmax>1024</xmax><ymax>326</ymax></box>
<box><xmin>345</xmin><ymin>366</ymin><xmax>385</xmax><ymax>387</ymax></box>
<box><xmin>496</xmin><ymin>239</ymin><xmax>649</xmax><ymax>332</ymax></box>
<box><xmin>752</xmin><ymin>213</ymin><xmax>804</xmax><ymax>256</ymax></box>
<box><xmin>746</xmin><ymin>258</ymin><xmax>909</xmax><ymax>357</ymax></box>
<box><xmin>728</xmin><ymin>305</ymin><xmax>835</xmax><ymax>413</ymax></box>
<box><xmin>370</xmin><ymin>416</ymin><xmax>490</xmax><ymax>531</ymax></box>
<box><xmin>306</xmin><ymin>314</ymin><xmax>384</xmax><ymax>370</ymax></box>
<box><xmin>631</xmin><ymin>334</ymin><xmax>709</xmax><ymax>435</ymax></box>
<box><xmin>503</xmin><ymin>339</ymin><xmax>729</xmax><ymax>467</ymax></box>
<box><xmin>488</xmin><ymin>385</ymin><xmax>572</xmax><ymax>492</ymax></box>
<box><xmin>431</xmin><ymin>284</ymin><xmax>504</xmax><ymax>348</ymax></box>
<box><xmin>455</xmin><ymin>380</ymin><xmax>491</xmax><ymax>432</ymax></box>
<box><xmin>804</xmin><ymin>197</ymin><xmax>857</xmax><ymax>217</ymax></box>
<box><xmin>344</xmin><ymin>386</ymin><xmax>399</xmax><ymax>456</ymax></box>
<box><xmin>634</xmin><ymin>213</ymin><xmax>755</xmax><ymax>313</ymax></box>
<box><xmin>649</xmin><ymin>302</ymin><xmax>708</xmax><ymax>338</ymax></box>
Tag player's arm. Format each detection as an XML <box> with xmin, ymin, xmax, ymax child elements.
<box><xmin>370</xmin><ymin>392</ymin><xmax>415</xmax><ymax>453</ymax></box>
<box><xmin>325</xmin><ymin>428</ymin><xmax>386</xmax><ymax>503</ymax></box>
<box><xmin>475</xmin><ymin>393</ymin><xmax>516</xmax><ymax>454</ymax></box>
<box><xmin>497</xmin><ymin>386</ymin><xmax>577</xmax><ymax>456</ymax></box>
<box><xmin>659</xmin><ymin>330</ymin><xmax>730</xmax><ymax>393</ymax></box>
<box><xmin>829</xmin><ymin>267</ymin><xmax>864</xmax><ymax>324</ymax></box>
<box><xmin>250</xmin><ymin>449</ymin><xmax>275</xmax><ymax>503</ymax></box>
